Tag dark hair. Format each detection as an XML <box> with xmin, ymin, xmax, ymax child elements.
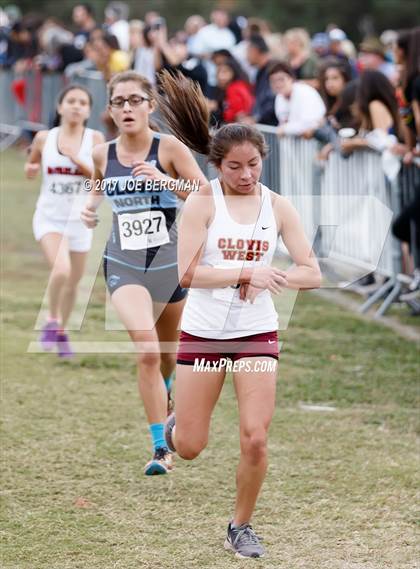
<box><xmin>356</xmin><ymin>70</ymin><xmax>402</xmax><ymax>136</ymax></box>
<box><xmin>333</xmin><ymin>79</ymin><xmax>359</xmax><ymax>129</ymax></box>
<box><xmin>53</xmin><ymin>84</ymin><xmax>93</xmax><ymax>127</ymax></box>
<box><xmin>248</xmin><ymin>34</ymin><xmax>269</xmax><ymax>54</ymax></box>
<box><xmin>156</xmin><ymin>70</ymin><xmax>268</xmax><ymax>165</ymax></box>
<box><xmin>267</xmin><ymin>60</ymin><xmax>295</xmax><ymax>79</ymax></box>
<box><xmin>318</xmin><ymin>58</ymin><xmax>352</xmax><ymax>112</ymax></box>
<box><xmin>103</xmin><ymin>33</ymin><xmax>120</xmax><ymax>50</ymax></box>
<box><xmin>397</xmin><ymin>27</ymin><xmax>420</xmax><ymax>92</ymax></box>
<box><xmin>218</xmin><ymin>57</ymin><xmax>249</xmax><ymax>84</ymax></box>
<box><xmin>212</xmin><ymin>48</ymin><xmax>233</xmax><ymax>61</ymax></box>
<box><xmin>75</xmin><ymin>3</ymin><xmax>95</xmax><ymax>16</ymax></box>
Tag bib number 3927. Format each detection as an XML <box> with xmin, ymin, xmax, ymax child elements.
<box><xmin>118</xmin><ymin>211</ymin><xmax>169</xmax><ymax>250</ymax></box>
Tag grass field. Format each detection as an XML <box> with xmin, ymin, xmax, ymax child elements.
<box><xmin>1</xmin><ymin>148</ymin><xmax>419</xmax><ymax>569</ymax></box>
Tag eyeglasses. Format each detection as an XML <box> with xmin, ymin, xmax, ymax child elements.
<box><xmin>109</xmin><ymin>95</ymin><xmax>150</xmax><ymax>108</ymax></box>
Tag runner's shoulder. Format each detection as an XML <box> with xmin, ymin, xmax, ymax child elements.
<box><xmin>92</xmin><ymin>130</ymin><xmax>106</xmax><ymax>145</ymax></box>
<box><xmin>92</xmin><ymin>141</ymin><xmax>110</xmax><ymax>162</ymax></box>
<box><xmin>33</xmin><ymin>129</ymin><xmax>49</xmax><ymax>148</ymax></box>
<box><xmin>157</xmin><ymin>132</ymin><xmax>192</xmax><ymax>155</ymax></box>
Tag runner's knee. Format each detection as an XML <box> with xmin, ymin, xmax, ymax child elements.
<box><xmin>176</xmin><ymin>437</ymin><xmax>207</xmax><ymax>460</ymax></box>
<box><xmin>240</xmin><ymin>427</ymin><xmax>268</xmax><ymax>464</ymax></box>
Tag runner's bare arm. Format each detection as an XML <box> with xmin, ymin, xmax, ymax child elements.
<box><xmin>66</xmin><ymin>130</ymin><xmax>106</xmax><ymax>179</ymax></box>
<box><xmin>274</xmin><ymin>195</ymin><xmax>322</xmax><ymax>290</ymax></box>
<box><xmin>81</xmin><ymin>143</ymin><xmax>107</xmax><ymax>227</ymax></box>
<box><xmin>24</xmin><ymin>130</ymin><xmax>48</xmax><ymax>179</ymax></box>
<box><xmin>179</xmin><ymin>187</ymin><xmax>287</xmax><ymax>292</ymax></box>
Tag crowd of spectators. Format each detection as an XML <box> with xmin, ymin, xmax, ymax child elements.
<box><xmin>1</xmin><ymin>4</ymin><xmax>419</xmax><ymax>160</ymax></box>
<box><xmin>1</xmin><ymin>3</ymin><xmax>419</xmax><ymax>300</ymax></box>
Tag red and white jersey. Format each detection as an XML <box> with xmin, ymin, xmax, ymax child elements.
<box><xmin>181</xmin><ymin>178</ymin><xmax>279</xmax><ymax>339</ymax></box>
<box><xmin>36</xmin><ymin>127</ymin><xmax>94</xmax><ymax>220</ymax></box>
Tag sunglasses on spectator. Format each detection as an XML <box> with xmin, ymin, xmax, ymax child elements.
<box><xmin>109</xmin><ymin>95</ymin><xmax>151</xmax><ymax>108</ymax></box>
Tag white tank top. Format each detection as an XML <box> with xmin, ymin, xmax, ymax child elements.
<box><xmin>36</xmin><ymin>127</ymin><xmax>94</xmax><ymax>220</ymax></box>
<box><xmin>181</xmin><ymin>178</ymin><xmax>279</xmax><ymax>339</ymax></box>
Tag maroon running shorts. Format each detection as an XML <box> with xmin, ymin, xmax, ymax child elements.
<box><xmin>176</xmin><ymin>330</ymin><xmax>279</xmax><ymax>365</ymax></box>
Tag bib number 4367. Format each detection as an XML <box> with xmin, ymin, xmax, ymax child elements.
<box><xmin>118</xmin><ymin>210</ymin><xmax>170</xmax><ymax>250</ymax></box>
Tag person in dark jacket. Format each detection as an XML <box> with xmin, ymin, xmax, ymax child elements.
<box><xmin>245</xmin><ymin>34</ymin><xmax>277</xmax><ymax>125</ymax></box>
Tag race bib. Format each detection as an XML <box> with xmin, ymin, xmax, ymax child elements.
<box><xmin>118</xmin><ymin>210</ymin><xmax>169</xmax><ymax>250</ymax></box>
<box><xmin>50</xmin><ymin>181</ymin><xmax>84</xmax><ymax>195</ymax></box>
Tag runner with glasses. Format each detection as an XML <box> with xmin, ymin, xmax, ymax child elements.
<box><xmin>81</xmin><ymin>71</ymin><xmax>207</xmax><ymax>475</ymax></box>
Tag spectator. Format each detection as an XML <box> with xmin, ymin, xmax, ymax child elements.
<box><xmin>284</xmin><ymin>27</ymin><xmax>319</xmax><ymax>85</ymax></box>
<box><xmin>5</xmin><ymin>20</ymin><xmax>37</xmax><ymax>70</ymax></box>
<box><xmin>105</xmin><ymin>1</ymin><xmax>129</xmax><ymax>51</ymax></box>
<box><xmin>72</xmin><ymin>3</ymin><xmax>96</xmax><ymax>50</ymax></box>
<box><xmin>319</xmin><ymin>58</ymin><xmax>353</xmax><ymax>114</ymax></box>
<box><xmin>304</xmin><ymin>59</ymin><xmax>354</xmax><ymax>144</ymax></box>
<box><xmin>327</xmin><ymin>28</ymin><xmax>351</xmax><ymax>62</ymax></box>
<box><xmin>184</xmin><ymin>14</ymin><xmax>206</xmax><ymax>55</ymax></box>
<box><xmin>36</xmin><ymin>19</ymin><xmax>76</xmax><ymax>72</ymax></box>
<box><xmin>190</xmin><ymin>9</ymin><xmax>236</xmax><ymax>85</ymax></box>
<box><xmin>392</xmin><ymin>27</ymin><xmax>420</xmax><ymax>301</ymax></box>
<box><xmin>339</xmin><ymin>70</ymin><xmax>403</xmax><ymax>156</ymax></box>
<box><xmin>358</xmin><ymin>37</ymin><xmax>395</xmax><ymax>81</ymax></box>
<box><xmin>312</xmin><ymin>32</ymin><xmax>330</xmax><ymax>58</ymax></box>
<box><xmin>128</xmin><ymin>19</ymin><xmax>144</xmax><ymax>63</ymax></box>
<box><xmin>102</xmin><ymin>33</ymin><xmax>130</xmax><ymax>77</ymax></box>
<box><xmin>230</xmin><ymin>17</ymin><xmax>272</xmax><ymax>83</ymax></box>
<box><xmin>380</xmin><ymin>29</ymin><xmax>398</xmax><ymax>62</ymax></box>
<box><xmin>316</xmin><ymin>79</ymin><xmax>360</xmax><ymax>158</ymax></box>
<box><xmin>64</xmin><ymin>39</ymin><xmax>106</xmax><ymax>78</ymax></box>
<box><xmin>394</xmin><ymin>27</ymin><xmax>420</xmax><ymax>146</ymax></box>
<box><xmin>132</xmin><ymin>23</ymin><xmax>156</xmax><ymax>84</ymax></box>
<box><xmin>191</xmin><ymin>9</ymin><xmax>236</xmax><ymax>56</ymax></box>
<box><xmin>268</xmin><ymin>60</ymin><xmax>326</xmax><ymax>136</ymax></box>
<box><xmin>151</xmin><ymin>22</ymin><xmax>209</xmax><ymax>95</ymax></box>
<box><xmin>216</xmin><ymin>58</ymin><xmax>254</xmax><ymax>123</ymax></box>
<box><xmin>246</xmin><ymin>34</ymin><xmax>277</xmax><ymax>125</ymax></box>
<box><xmin>89</xmin><ymin>33</ymin><xmax>129</xmax><ymax>80</ymax></box>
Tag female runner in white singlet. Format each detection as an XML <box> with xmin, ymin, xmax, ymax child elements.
<box><xmin>25</xmin><ymin>85</ymin><xmax>105</xmax><ymax>357</ymax></box>
<box><xmin>160</xmin><ymin>72</ymin><xmax>322</xmax><ymax>559</ymax></box>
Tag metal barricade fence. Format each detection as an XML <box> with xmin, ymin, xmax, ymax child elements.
<box><xmin>2</xmin><ymin>70</ymin><xmax>418</xmax><ymax>316</ymax></box>
<box><xmin>0</xmin><ymin>70</ymin><xmax>107</xmax><ymax>132</ymax></box>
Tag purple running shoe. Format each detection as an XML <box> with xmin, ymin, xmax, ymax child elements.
<box><xmin>40</xmin><ymin>321</ymin><xmax>58</xmax><ymax>351</ymax></box>
<box><xmin>56</xmin><ymin>333</ymin><xmax>74</xmax><ymax>358</ymax></box>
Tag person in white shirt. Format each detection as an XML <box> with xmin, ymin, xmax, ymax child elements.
<box><xmin>105</xmin><ymin>1</ymin><xmax>129</xmax><ymax>52</ymax></box>
<box><xmin>268</xmin><ymin>60</ymin><xmax>326</xmax><ymax>136</ymax></box>
<box><xmin>190</xmin><ymin>9</ymin><xmax>236</xmax><ymax>86</ymax></box>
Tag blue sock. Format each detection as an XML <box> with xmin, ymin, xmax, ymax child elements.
<box><xmin>149</xmin><ymin>423</ymin><xmax>166</xmax><ymax>452</ymax></box>
<box><xmin>164</xmin><ymin>372</ymin><xmax>174</xmax><ymax>393</ymax></box>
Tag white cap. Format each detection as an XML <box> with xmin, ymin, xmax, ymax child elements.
<box><xmin>329</xmin><ymin>28</ymin><xmax>347</xmax><ymax>42</ymax></box>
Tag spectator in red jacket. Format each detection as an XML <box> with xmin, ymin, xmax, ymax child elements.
<box><xmin>216</xmin><ymin>57</ymin><xmax>255</xmax><ymax>123</ymax></box>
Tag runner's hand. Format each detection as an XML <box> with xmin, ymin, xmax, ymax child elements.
<box><xmin>249</xmin><ymin>266</ymin><xmax>288</xmax><ymax>294</ymax></box>
<box><xmin>239</xmin><ymin>283</ymin><xmax>265</xmax><ymax>303</ymax></box>
<box><xmin>24</xmin><ymin>162</ymin><xmax>40</xmax><ymax>179</ymax></box>
<box><xmin>131</xmin><ymin>161</ymin><xmax>169</xmax><ymax>182</ymax></box>
<box><xmin>80</xmin><ymin>205</ymin><xmax>99</xmax><ymax>228</ymax></box>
